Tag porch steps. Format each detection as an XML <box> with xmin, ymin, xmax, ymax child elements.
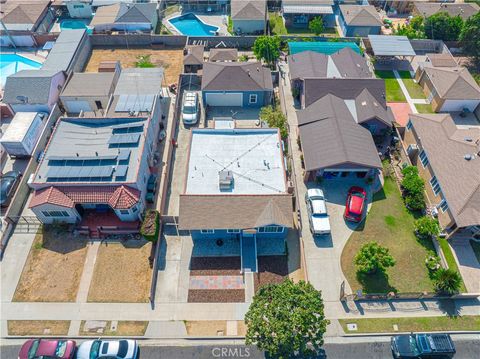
<box><xmin>240</xmin><ymin>234</ymin><xmax>257</xmax><ymax>273</ymax></box>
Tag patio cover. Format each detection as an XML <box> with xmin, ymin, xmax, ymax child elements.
<box><xmin>283</xmin><ymin>5</ymin><xmax>333</xmax><ymax>14</ymax></box>
<box><xmin>368</xmin><ymin>35</ymin><xmax>415</xmax><ymax>57</ymax></box>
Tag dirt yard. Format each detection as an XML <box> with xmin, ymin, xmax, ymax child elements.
<box><xmin>13</xmin><ymin>228</ymin><xmax>88</xmax><ymax>302</ymax></box>
<box><xmin>85</xmin><ymin>48</ymin><xmax>184</xmax><ymax>84</ymax></box>
<box><xmin>253</xmin><ymin>256</ymin><xmax>289</xmax><ymax>293</ymax></box>
<box><xmin>8</xmin><ymin>321</ymin><xmax>70</xmax><ymax>336</ymax></box>
<box><xmin>87</xmin><ymin>240</ymin><xmax>153</xmax><ymax>303</ymax></box>
<box><xmin>79</xmin><ymin>321</ymin><xmax>148</xmax><ymax>336</ymax></box>
<box><xmin>185</xmin><ymin>321</ymin><xmax>227</xmax><ymax>336</ymax></box>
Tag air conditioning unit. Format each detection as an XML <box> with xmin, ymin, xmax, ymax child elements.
<box><xmin>219</xmin><ymin>170</ymin><xmax>233</xmax><ymax>191</ymax></box>
<box><xmin>407</xmin><ymin>144</ymin><xmax>418</xmax><ymax>155</ymax></box>
<box><xmin>431</xmin><ymin>207</ymin><xmax>439</xmax><ymax>217</ymax></box>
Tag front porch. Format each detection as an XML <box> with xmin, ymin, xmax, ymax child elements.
<box><xmin>76</xmin><ymin>210</ymin><xmax>140</xmax><ymax>239</ymax></box>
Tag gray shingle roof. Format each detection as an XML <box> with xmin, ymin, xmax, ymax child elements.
<box><xmin>355</xmin><ymin>88</ymin><xmax>394</xmax><ymax>126</ymax></box>
<box><xmin>297</xmin><ymin>94</ymin><xmax>382</xmax><ymax>171</ymax></box>
<box><xmin>116</xmin><ymin>2</ymin><xmax>157</xmax><ymax>23</ymax></box>
<box><xmin>426</xmin><ymin>53</ymin><xmax>458</xmax><ymax>68</ymax></box>
<box><xmin>184</xmin><ymin>45</ymin><xmax>204</xmax><ymax>66</ymax></box>
<box><xmin>414</xmin><ymin>2</ymin><xmax>480</xmax><ymax>20</ymax></box>
<box><xmin>3</xmin><ymin>69</ymin><xmax>62</xmax><ymax>104</ymax></box>
<box><xmin>179</xmin><ymin>194</ymin><xmax>293</xmax><ymax>230</ymax></box>
<box><xmin>209</xmin><ymin>48</ymin><xmax>238</xmax><ymax>62</ymax></box>
<box><xmin>231</xmin><ymin>0</ymin><xmax>266</xmax><ymax>20</ymax></box>
<box><xmin>423</xmin><ymin>67</ymin><xmax>480</xmax><ymax>100</ymax></box>
<box><xmin>201</xmin><ymin>62</ymin><xmax>273</xmax><ymax>91</ymax></box>
<box><xmin>60</xmin><ymin>72</ymin><xmax>117</xmax><ymax>97</ymax></box>
<box><xmin>340</xmin><ymin>5</ymin><xmax>383</xmax><ymax>26</ymax></box>
<box><xmin>303</xmin><ymin>78</ymin><xmax>386</xmax><ymax>108</ymax></box>
<box><xmin>0</xmin><ymin>1</ymin><xmax>49</xmax><ymax>27</ymax></box>
<box><xmin>42</xmin><ymin>29</ymin><xmax>86</xmax><ymax>73</ymax></box>
<box><xmin>288</xmin><ymin>48</ymin><xmax>372</xmax><ymax>81</ymax></box>
<box><xmin>409</xmin><ymin>114</ymin><xmax>480</xmax><ymax>228</ymax></box>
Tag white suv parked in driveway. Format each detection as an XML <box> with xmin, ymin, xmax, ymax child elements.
<box><xmin>305</xmin><ymin>188</ymin><xmax>331</xmax><ymax>236</ymax></box>
<box><xmin>182</xmin><ymin>91</ymin><xmax>199</xmax><ymax>125</ymax></box>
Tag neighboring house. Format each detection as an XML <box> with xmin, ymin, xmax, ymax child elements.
<box><xmin>183</xmin><ymin>45</ymin><xmax>204</xmax><ymax>73</ymax></box>
<box><xmin>178</xmin><ymin>127</ymin><xmax>293</xmax><ymax>272</ymax></box>
<box><xmin>180</xmin><ymin>0</ymin><xmax>229</xmax><ymax>12</ymax></box>
<box><xmin>0</xmin><ymin>0</ymin><xmax>54</xmax><ymax>47</ymax></box>
<box><xmin>60</xmin><ymin>70</ymin><xmax>120</xmax><ymax>114</ymax></box>
<box><xmin>297</xmin><ymin>92</ymin><xmax>388</xmax><ymax>182</ymax></box>
<box><xmin>413</xmin><ymin>2</ymin><xmax>480</xmax><ymax>21</ymax></box>
<box><xmin>416</xmin><ymin>66</ymin><xmax>480</xmax><ymax>112</ymax></box>
<box><xmin>282</xmin><ymin>0</ymin><xmax>336</xmax><ymax>29</ymax></box>
<box><xmin>90</xmin><ymin>2</ymin><xmax>158</xmax><ymax>33</ymax></box>
<box><xmin>63</xmin><ymin>0</ymin><xmax>94</xmax><ymax>18</ymax></box>
<box><xmin>288</xmin><ymin>47</ymin><xmax>373</xmax><ymax>95</ymax></box>
<box><xmin>3</xmin><ymin>70</ymin><xmax>66</xmax><ymax>113</ymax></box>
<box><xmin>230</xmin><ymin>0</ymin><xmax>266</xmax><ymax>35</ymax></box>
<box><xmin>201</xmin><ymin>62</ymin><xmax>273</xmax><ymax>108</ymax></box>
<box><xmin>29</xmin><ymin>68</ymin><xmax>165</xmax><ymax>233</ymax></box>
<box><xmin>338</xmin><ymin>5</ymin><xmax>382</xmax><ymax>37</ymax></box>
<box><xmin>209</xmin><ymin>48</ymin><xmax>238</xmax><ymax>62</ymax></box>
<box><xmin>403</xmin><ymin>113</ymin><xmax>480</xmax><ymax>238</ymax></box>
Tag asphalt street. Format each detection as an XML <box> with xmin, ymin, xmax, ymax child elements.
<box><xmin>2</xmin><ymin>340</ymin><xmax>479</xmax><ymax>359</ymax></box>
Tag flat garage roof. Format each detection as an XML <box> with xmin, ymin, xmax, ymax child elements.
<box><xmin>186</xmin><ymin>129</ymin><xmax>287</xmax><ymax>195</ymax></box>
<box><xmin>368</xmin><ymin>35</ymin><xmax>415</xmax><ymax>56</ymax></box>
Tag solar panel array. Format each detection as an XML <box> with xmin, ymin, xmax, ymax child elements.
<box><xmin>115</xmin><ymin>165</ymin><xmax>129</xmax><ymax>178</ymax></box>
<box><xmin>114</xmin><ymin>94</ymin><xmax>155</xmax><ymax>113</ymax></box>
<box><xmin>118</xmin><ymin>149</ymin><xmax>131</xmax><ymax>161</ymax></box>
<box><xmin>108</xmin><ymin>133</ymin><xmax>141</xmax><ymax>146</ymax></box>
<box><xmin>47</xmin><ymin>165</ymin><xmax>114</xmax><ymax>179</ymax></box>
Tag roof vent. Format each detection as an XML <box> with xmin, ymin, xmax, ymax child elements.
<box><xmin>219</xmin><ymin>170</ymin><xmax>234</xmax><ymax>191</ymax></box>
<box><xmin>464</xmin><ymin>154</ymin><xmax>473</xmax><ymax>161</ymax></box>
<box><xmin>465</xmin><ymin>137</ymin><xmax>473</xmax><ymax>142</ymax></box>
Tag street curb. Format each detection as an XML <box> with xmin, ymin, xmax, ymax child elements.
<box><xmin>2</xmin><ymin>335</ymin><xmax>247</xmax><ymax>340</ymax></box>
<box><xmin>342</xmin><ymin>330</ymin><xmax>480</xmax><ymax>337</ymax></box>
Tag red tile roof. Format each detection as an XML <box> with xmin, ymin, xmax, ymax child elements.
<box><xmin>30</xmin><ymin>186</ymin><xmax>140</xmax><ymax>210</ymax></box>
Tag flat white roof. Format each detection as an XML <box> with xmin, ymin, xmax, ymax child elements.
<box><xmin>186</xmin><ymin>129</ymin><xmax>287</xmax><ymax>195</ymax></box>
<box><xmin>283</xmin><ymin>5</ymin><xmax>333</xmax><ymax>14</ymax></box>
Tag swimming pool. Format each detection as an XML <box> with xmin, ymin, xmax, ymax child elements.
<box><xmin>0</xmin><ymin>54</ymin><xmax>42</xmax><ymax>87</ymax></box>
<box><xmin>60</xmin><ymin>19</ymin><xmax>93</xmax><ymax>34</ymax></box>
<box><xmin>168</xmin><ymin>13</ymin><xmax>219</xmax><ymax>36</ymax></box>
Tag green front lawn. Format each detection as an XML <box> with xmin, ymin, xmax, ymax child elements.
<box><xmin>398</xmin><ymin>71</ymin><xmax>426</xmax><ymax>99</ymax></box>
<box><xmin>341</xmin><ymin>172</ymin><xmax>435</xmax><ymax>294</ymax></box>
<box><xmin>415</xmin><ymin>103</ymin><xmax>434</xmax><ymax>113</ymax></box>
<box><xmin>437</xmin><ymin>238</ymin><xmax>467</xmax><ymax>292</ymax></box>
<box><xmin>375</xmin><ymin>70</ymin><xmax>407</xmax><ymax>102</ymax></box>
<box><xmin>339</xmin><ymin>316</ymin><xmax>480</xmax><ymax>333</ymax></box>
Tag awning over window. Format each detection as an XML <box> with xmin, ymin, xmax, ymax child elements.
<box><xmin>282</xmin><ymin>5</ymin><xmax>334</xmax><ymax>14</ymax></box>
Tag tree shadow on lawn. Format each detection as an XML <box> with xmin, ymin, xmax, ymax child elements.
<box><xmin>40</xmin><ymin>228</ymin><xmax>87</xmax><ymax>255</ymax></box>
<box><xmin>356</xmin><ymin>270</ymin><xmax>398</xmax><ymax>294</ymax></box>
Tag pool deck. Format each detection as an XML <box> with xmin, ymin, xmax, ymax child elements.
<box><xmin>164</xmin><ymin>12</ymin><xmax>229</xmax><ymax>36</ymax></box>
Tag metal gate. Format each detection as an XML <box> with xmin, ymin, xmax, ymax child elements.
<box><xmin>8</xmin><ymin>216</ymin><xmax>42</xmax><ymax>233</ymax></box>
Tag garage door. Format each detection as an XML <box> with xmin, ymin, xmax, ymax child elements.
<box><xmin>64</xmin><ymin>100</ymin><xmax>91</xmax><ymax>114</ymax></box>
<box><xmin>440</xmin><ymin>100</ymin><xmax>479</xmax><ymax>112</ymax></box>
<box><xmin>205</xmin><ymin>93</ymin><xmax>243</xmax><ymax>107</ymax></box>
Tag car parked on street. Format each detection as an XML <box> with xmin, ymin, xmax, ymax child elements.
<box><xmin>76</xmin><ymin>339</ymin><xmax>138</xmax><ymax>359</ymax></box>
<box><xmin>344</xmin><ymin>186</ymin><xmax>367</xmax><ymax>223</ymax></box>
<box><xmin>18</xmin><ymin>339</ymin><xmax>76</xmax><ymax>359</ymax></box>
<box><xmin>391</xmin><ymin>333</ymin><xmax>456</xmax><ymax>358</ymax></box>
<box><xmin>305</xmin><ymin>188</ymin><xmax>331</xmax><ymax>235</ymax></box>
<box><xmin>182</xmin><ymin>91</ymin><xmax>199</xmax><ymax>125</ymax></box>
<box><xmin>1</xmin><ymin>170</ymin><xmax>21</xmax><ymax>207</ymax></box>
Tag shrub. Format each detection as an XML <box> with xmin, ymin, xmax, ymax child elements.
<box><xmin>259</xmin><ymin>105</ymin><xmax>288</xmax><ymax>139</ymax></box>
<box><xmin>401</xmin><ymin>165</ymin><xmax>425</xmax><ymax>210</ymax></box>
<box><xmin>140</xmin><ymin>210</ymin><xmax>159</xmax><ymax>242</ymax></box>
<box><xmin>434</xmin><ymin>268</ymin><xmax>462</xmax><ymax>295</ymax></box>
<box><xmin>308</xmin><ymin>16</ymin><xmax>324</xmax><ymax>35</ymax></box>
<box><xmin>354</xmin><ymin>242</ymin><xmax>396</xmax><ymax>274</ymax></box>
<box><xmin>425</xmin><ymin>253</ymin><xmax>441</xmax><ymax>273</ymax></box>
<box><xmin>238</xmin><ymin>54</ymin><xmax>249</xmax><ymax>62</ymax></box>
<box><xmin>415</xmin><ymin>216</ymin><xmax>440</xmax><ymax>239</ymax></box>
<box><xmin>135</xmin><ymin>55</ymin><xmax>155</xmax><ymax>68</ymax></box>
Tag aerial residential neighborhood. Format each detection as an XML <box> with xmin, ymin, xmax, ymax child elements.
<box><xmin>0</xmin><ymin>1</ymin><xmax>479</xmax><ymax>358</ymax></box>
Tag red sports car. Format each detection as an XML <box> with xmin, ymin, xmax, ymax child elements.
<box><xmin>18</xmin><ymin>339</ymin><xmax>76</xmax><ymax>359</ymax></box>
<box><xmin>344</xmin><ymin>186</ymin><xmax>367</xmax><ymax>222</ymax></box>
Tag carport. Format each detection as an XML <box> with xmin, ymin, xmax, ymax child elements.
<box><xmin>365</xmin><ymin>35</ymin><xmax>416</xmax><ymax>69</ymax></box>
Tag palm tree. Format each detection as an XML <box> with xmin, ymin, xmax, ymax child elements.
<box><xmin>434</xmin><ymin>268</ymin><xmax>462</xmax><ymax>295</ymax></box>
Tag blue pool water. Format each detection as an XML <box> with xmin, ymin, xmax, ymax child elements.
<box><xmin>60</xmin><ymin>19</ymin><xmax>93</xmax><ymax>34</ymax></box>
<box><xmin>169</xmin><ymin>13</ymin><xmax>219</xmax><ymax>36</ymax></box>
<box><xmin>0</xmin><ymin>54</ymin><xmax>42</xmax><ymax>87</ymax></box>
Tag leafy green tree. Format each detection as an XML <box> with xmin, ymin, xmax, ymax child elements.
<box><xmin>245</xmin><ymin>280</ymin><xmax>329</xmax><ymax>358</ymax></box>
<box><xmin>308</xmin><ymin>16</ymin><xmax>324</xmax><ymax>35</ymax></box>
<box><xmin>460</xmin><ymin>12</ymin><xmax>480</xmax><ymax>63</ymax></box>
<box><xmin>252</xmin><ymin>36</ymin><xmax>281</xmax><ymax>68</ymax></box>
<box><xmin>401</xmin><ymin>166</ymin><xmax>425</xmax><ymax>210</ymax></box>
<box><xmin>394</xmin><ymin>16</ymin><xmax>425</xmax><ymax>39</ymax></box>
<box><xmin>260</xmin><ymin>105</ymin><xmax>288</xmax><ymax>139</ymax></box>
<box><xmin>414</xmin><ymin>216</ymin><xmax>440</xmax><ymax>239</ymax></box>
<box><xmin>355</xmin><ymin>242</ymin><xmax>396</xmax><ymax>274</ymax></box>
<box><xmin>424</xmin><ymin>12</ymin><xmax>464</xmax><ymax>41</ymax></box>
<box><xmin>434</xmin><ymin>268</ymin><xmax>462</xmax><ymax>295</ymax></box>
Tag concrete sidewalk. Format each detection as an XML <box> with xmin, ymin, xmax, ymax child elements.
<box><xmin>393</xmin><ymin>70</ymin><xmax>418</xmax><ymax>114</ymax></box>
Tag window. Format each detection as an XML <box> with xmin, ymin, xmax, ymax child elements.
<box><xmin>439</xmin><ymin>199</ymin><xmax>449</xmax><ymax>212</ymax></box>
<box><xmin>258</xmin><ymin>226</ymin><xmax>284</xmax><ymax>233</ymax></box>
<box><xmin>227</xmin><ymin>229</ymin><xmax>240</xmax><ymax>233</ymax></box>
<box><xmin>249</xmin><ymin>94</ymin><xmax>257</xmax><ymax>104</ymax></box>
<box><xmin>406</xmin><ymin>120</ymin><xmax>413</xmax><ymax>130</ymax></box>
<box><xmin>200</xmin><ymin>229</ymin><xmax>214</xmax><ymax>234</ymax></box>
<box><xmin>419</xmin><ymin>150</ymin><xmax>429</xmax><ymax>167</ymax></box>
<box><xmin>132</xmin><ymin>205</ymin><xmax>138</xmax><ymax>213</ymax></box>
<box><xmin>42</xmin><ymin>211</ymin><xmax>69</xmax><ymax>217</ymax></box>
<box><xmin>95</xmin><ymin>100</ymin><xmax>103</xmax><ymax>110</ymax></box>
<box><xmin>73</xmin><ymin>4</ymin><xmax>84</xmax><ymax>8</ymax></box>
<box><xmin>120</xmin><ymin>210</ymin><xmax>129</xmax><ymax>215</ymax></box>
<box><xmin>430</xmin><ymin>176</ymin><xmax>441</xmax><ymax>196</ymax></box>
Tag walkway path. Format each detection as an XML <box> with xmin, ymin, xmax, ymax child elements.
<box><xmin>450</xmin><ymin>239</ymin><xmax>480</xmax><ymax>293</ymax></box>
<box><xmin>75</xmin><ymin>241</ymin><xmax>100</xmax><ymax>303</ymax></box>
<box><xmin>393</xmin><ymin>70</ymin><xmax>422</xmax><ymax>114</ymax></box>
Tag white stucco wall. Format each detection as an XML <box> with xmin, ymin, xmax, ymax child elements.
<box><xmin>232</xmin><ymin>19</ymin><xmax>265</xmax><ymax>34</ymax></box>
<box><xmin>32</xmin><ymin>204</ymin><xmax>80</xmax><ymax>224</ymax></box>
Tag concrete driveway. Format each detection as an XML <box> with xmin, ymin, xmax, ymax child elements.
<box><xmin>301</xmin><ymin>178</ymin><xmax>373</xmax><ymax>303</ymax></box>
